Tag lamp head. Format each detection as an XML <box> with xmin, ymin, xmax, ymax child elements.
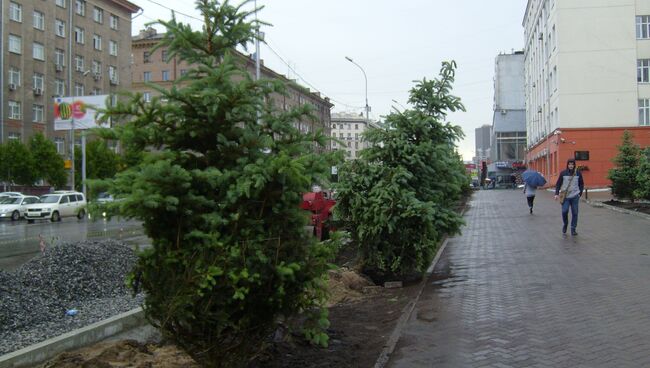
<box><xmin>345</xmin><ymin>56</ymin><xmax>353</xmax><ymax>62</ymax></box>
<box><xmin>82</xmin><ymin>70</ymin><xmax>90</xmax><ymax>76</ymax></box>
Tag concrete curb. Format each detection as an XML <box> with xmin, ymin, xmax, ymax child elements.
<box><xmin>585</xmin><ymin>199</ymin><xmax>650</xmax><ymax>221</ymax></box>
<box><xmin>373</xmin><ymin>237</ymin><xmax>451</xmax><ymax>368</ymax></box>
<box><xmin>0</xmin><ymin>307</ymin><xmax>147</xmax><ymax>368</ymax></box>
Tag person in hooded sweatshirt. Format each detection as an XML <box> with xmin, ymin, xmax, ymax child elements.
<box><xmin>554</xmin><ymin>159</ymin><xmax>585</xmax><ymax>235</ymax></box>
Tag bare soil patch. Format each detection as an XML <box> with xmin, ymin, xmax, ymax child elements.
<box><xmin>39</xmin><ymin>270</ymin><xmax>420</xmax><ymax>368</ymax></box>
<box><xmin>603</xmin><ymin>200</ymin><xmax>650</xmax><ymax>215</ymax></box>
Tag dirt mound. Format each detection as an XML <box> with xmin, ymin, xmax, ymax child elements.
<box><xmin>326</xmin><ymin>268</ymin><xmax>374</xmax><ymax>307</ymax></box>
<box><xmin>40</xmin><ymin>340</ymin><xmax>199</xmax><ymax>368</ymax></box>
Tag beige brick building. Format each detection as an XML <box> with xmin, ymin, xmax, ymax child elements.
<box><xmin>331</xmin><ymin>112</ymin><xmax>376</xmax><ymax>160</ymax></box>
<box><xmin>0</xmin><ymin>0</ymin><xmax>139</xmax><ymax>152</ymax></box>
<box><xmin>131</xmin><ymin>28</ymin><xmax>333</xmax><ymax>149</ymax></box>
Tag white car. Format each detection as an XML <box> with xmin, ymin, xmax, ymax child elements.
<box><xmin>25</xmin><ymin>191</ymin><xmax>87</xmax><ymax>223</ymax></box>
<box><xmin>0</xmin><ymin>192</ymin><xmax>23</xmax><ymax>201</ymax></box>
<box><xmin>0</xmin><ymin>195</ymin><xmax>39</xmax><ymax>221</ymax></box>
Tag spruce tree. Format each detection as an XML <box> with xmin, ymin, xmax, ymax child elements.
<box><xmin>97</xmin><ymin>1</ymin><xmax>339</xmax><ymax>366</ymax></box>
<box><xmin>335</xmin><ymin>61</ymin><xmax>467</xmax><ymax>281</ymax></box>
<box><xmin>608</xmin><ymin>130</ymin><xmax>641</xmax><ymax>201</ymax></box>
<box><xmin>634</xmin><ymin>148</ymin><xmax>650</xmax><ymax>200</ymax></box>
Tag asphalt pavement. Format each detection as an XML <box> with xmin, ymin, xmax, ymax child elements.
<box><xmin>0</xmin><ymin>217</ymin><xmax>145</xmax><ymax>271</ymax></box>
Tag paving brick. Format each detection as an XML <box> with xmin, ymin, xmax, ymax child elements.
<box><xmin>387</xmin><ymin>190</ymin><xmax>650</xmax><ymax>367</ymax></box>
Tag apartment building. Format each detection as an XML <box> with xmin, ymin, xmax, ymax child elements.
<box><xmin>524</xmin><ymin>0</ymin><xmax>650</xmax><ymax>187</ymax></box>
<box><xmin>131</xmin><ymin>28</ymin><xmax>333</xmax><ymax>149</ymax></box>
<box><xmin>331</xmin><ymin>112</ymin><xmax>376</xmax><ymax>160</ymax></box>
<box><xmin>0</xmin><ymin>0</ymin><xmax>139</xmax><ymax>152</ymax></box>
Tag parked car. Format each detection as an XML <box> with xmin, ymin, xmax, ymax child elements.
<box><xmin>0</xmin><ymin>195</ymin><xmax>40</xmax><ymax>221</ymax></box>
<box><xmin>24</xmin><ymin>191</ymin><xmax>87</xmax><ymax>223</ymax></box>
<box><xmin>96</xmin><ymin>192</ymin><xmax>115</xmax><ymax>203</ymax></box>
<box><xmin>0</xmin><ymin>192</ymin><xmax>23</xmax><ymax>201</ymax></box>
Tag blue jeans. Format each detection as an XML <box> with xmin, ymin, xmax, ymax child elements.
<box><xmin>561</xmin><ymin>196</ymin><xmax>580</xmax><ymax>230</ymax></box>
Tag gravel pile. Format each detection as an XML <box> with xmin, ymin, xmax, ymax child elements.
<box><xmin>0</xmin><ymin>240</ymin><xmax>143</xmax><ymax>355</ymax></box>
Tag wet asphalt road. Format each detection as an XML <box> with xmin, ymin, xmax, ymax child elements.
<box><xmin>0</xmin><ymin>216</ymin><xmax>146</xmax><ymax>271</ymax></box>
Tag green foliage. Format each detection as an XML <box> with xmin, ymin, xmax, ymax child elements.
<box><xmin>634</xmin><ymin>148</ymin><xmax>650</xmax><ymax>200</ymax></box>
<box><xmin>0</xmin><ymin>140</ymin><xmax>36</xmax><ymax>185</ymax></box>
<box><xmin>335</xmin><ymin>61</ymin><xmax>466</xmax><ymax>280</ymax></box>
<box><xmin>95</xmin><ymin>1</ymin><xmax>340</xmax><ymax>366</ymax></box>
<box><xmin>74</xmin><ymin>139</ymin><xmax>120</xmax><ymax>191</ymax></box>
<box><xmin>607</xmin><ymin>130</ymin><xmax>642</xmax><ymax>201</ymax></box>
<box><xmin>29</xmin><ymin>133</ymin><xmax>67</xmax><ymax>188</ymax></box>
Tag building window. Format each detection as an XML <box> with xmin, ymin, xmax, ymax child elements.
<box><xmin>143</xmin><ymin>51</ymin><xmax>151</xmax><ymax>63</ymax></box>
<box><xmin>8</xmin><ymin>34</ymin><xmax>21</xmax><ymax>54</ymax></box>
<box><xmin>638</xmin><ymin>59</ymin><xmax>650</xmax><ymax>83</ymax></box>
<box><xmin>93</xmin><ymin>34</ymin><xmax>102</xmax><ymax>50</ymax></box>
<box><xmin>8</xmin><ymin>132</ymin><xmax>21</xmax><ymax>141</ymax></box>
<box><xmin>355</xmin><ymin>133</ymin><xmax>358</xmax><ymax>140</ymax></box>
<box><xmin>355</xmin><ymin>142</ymin><xmax>359</xmax><ymax>149</ymax></box>
<box><xmin>162</xmin><ymin>70</ymin><xmax>170</xmax><ymax>81</ymax></box>
<box><xmin>108</xmin><ymin>66</ymin><xmax>118</xmax><ymax>83</ymax></box>
<box><xmin>55</xmin><ymin>19</ymin><xmax>66</xmax><ymax>37</ymax></box>
<box><xmin>143</xmin><ymin>71</ymin><xmax>152</xmax><ymax>82</ymax></box>
<box><xmin>33</xmin><ymin>105</ymin><xmax>44</xmax><ymax>123</ymax></box>
<box><xmin>75</xmin><ymin>0</ymin><xmax>85</xmax><ymax>16</ymax></box>
<box><xmin>143</xmin><ymin>92</ymin><xmax>151</xmax><ymax>102</ymax></box>
<box><xmin>55</xmin><ymin>49</ymin><xmax>65</xmax><ymax>66</ymax></box>
<box><xmin>33</xmin><ymin>43</ymin><xmax>45</xmax><ymax>61</ymax></box>
<box><xmin>355</xmin><ymin>124</ymin><xmax>358</xmax><ymax>129</ymax></box>
<box><xmin>161</xmin><ymin>50</ymin><xmax>168</xmax><ymax>62</ymax></box>
<box><xmin>180</xmin><ymin>69</ymin><xmax>188</xmax><ymax>76</ymax></box>
<box><xmin>9</xmin><ymin>2</ymin><xmax>22</xmax><ymax>22</ymax></box>
<box><xmin>55</xmin><ymin>79</ymin><xmax>66</xmax><ymax>96</ymax></box>
<box><xmin>75</xmin><ymin>27</ymin><xmax>85</xmax><ymax>44</ymax></box>
<box><xmin>8</xmin><ymin>67</ymin><xmax>21</xmax><ymax>86</ymax></box>
<box><xmin>8</xmin><ymin>101</ymin><xmax>22</xmax><ymax>119</ymax></box>
<box><xmin>339</xmin><ymin>133</ymin><xmax>343</xmax><ymax>138</ymax></box>
<box><xmin>93</xmin><ymin>7</ymin><xmax>103</xmax><ymax>23</ymax></box>
<box><xmin>637</xmin><ymin>16</ymin><xmax>650</xmax><ymax>39</ymax></box>
<box><xmin>55</xmin><ymin>137</ymin><xmax>65</xmax><ymax>153</ymax></box>
<box><xmin>574</xmin><ymin>151</ymin><xmax>590</xmax><ymax>161</ymax></box>
<box><xmin>75</xmin><ymin>55</ymin><xmax>84</xmax><ymax>72</ymax></box>
<box><xmin>92</xmin><ymin>60</ymin><xmax>102</xmax><ymax>75</ymax></box>
<box><xmin>33</xmin><ymin>11</ymin><xmax>44</xmax><ymax>30</ymax></box>
<box><xmin>75</xmin><ymin>83</ymin><xmax>84</xmax><ymax>96</ymax></box>
<box><xmin>109</xmin><ymin>40</ymin><xmax>118</xmax><ymax>56</ymax></box>
<box><xmin>639</xmin><ymin>99</ymin><xmax>650</xmax><ymax>126</ymax></box>
<box><xmin>109</xmin><ymin>14</ymin><xmax>119</xmax><ymax>30</ymax></box>
<box><xmin>92</xmin><ymin>88</ymin><xmax>101</xmax><ymax>95</ymax></box>
<box><xmin>56</xmin><ymin>0</ymin><xmax>66</xmax><ymax>8</ymax></box>
<box><xmin>33</xmin><ymin>73</ymin><xmax>44</xmax><ymax>90</ymax></box>
<box><xmin>332</xmin><ymin>123</ymin><xmax>336</xmax><ymax>129</ymax></box>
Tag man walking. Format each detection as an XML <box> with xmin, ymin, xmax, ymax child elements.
<box><xmin>554</xmin><ymin>159</ymin><xmax>584</xmax><ymax>235</ymax></box>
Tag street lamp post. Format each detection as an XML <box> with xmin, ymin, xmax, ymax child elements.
<box><xmin>70</xmin><ymin>70</ymin><xmax>90</xmax><ymax>193</ymax></box>
<box><xmin>345</xmin><ymin>56</ymin><xmax>369</xmax><ymax>122</ymax></box>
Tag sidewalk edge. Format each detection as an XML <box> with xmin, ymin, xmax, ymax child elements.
<box><xmin>585</xmin><ymin>199</ymin><xmax>650</xmax><ymax>221</ymax></box>
<box><xmin>372</xmin><ymin>236</ymin><xmax>452</xmax><ymax>368</ymax></box>
<box><xmin>0</xmin><ymin>307</ymin><xmax>146</xmax><ymax>368</ymax></box>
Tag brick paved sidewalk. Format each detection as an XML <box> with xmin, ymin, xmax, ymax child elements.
<box><xmin>388</xmin><ymin>189</ymin><xmax>650</xmax><ymax>368</ymax></box>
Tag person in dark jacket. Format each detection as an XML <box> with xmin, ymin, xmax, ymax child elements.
<box><xmin>554</xmin><ymin>159</ymin><xmax>584</xmax><ymax>235</ymax></box>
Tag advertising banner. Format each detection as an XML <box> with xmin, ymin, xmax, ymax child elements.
<box><xmin>53</xmin><ymin>95</ymin><xmax>109</xmax><ymax>131</ymax></box>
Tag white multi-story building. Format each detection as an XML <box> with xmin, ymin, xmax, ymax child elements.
<box><xmin>331</xmin><ymin>112</ymin><xmax>375</xmax><ymax>160</ymax></box>
<box><xmin>524</xmin><ymin>0</ymin><xmax>650</xmax><ymax>187</ymax></box>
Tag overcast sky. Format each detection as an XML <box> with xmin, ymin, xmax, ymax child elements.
<box><xmin>130</xmin><ymin>0</ymin><xmax>528</xmax><ymax>160</ymax></box>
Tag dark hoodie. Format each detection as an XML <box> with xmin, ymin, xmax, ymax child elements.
<box><xmin>555</xmin><ymin>159</ymin><xmax>584</xmax><ymax>198</ymax></box>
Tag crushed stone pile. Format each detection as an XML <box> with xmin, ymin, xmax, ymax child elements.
<box><xmin>0</xmin><ymin>240</ymin><xmax>142</xmax><ymax>355</ymax></box>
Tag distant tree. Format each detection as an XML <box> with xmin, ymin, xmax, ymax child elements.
<box><xmin>634</xmin><ymin>147</ymin><xmax>650</xmax><ymax>200</ymax></box>
<box><xmin>0</xmin><ymin>140</ymin><xmax>36</xmax><ymax>186</ymax></box>
<box><xmin>608</xmin><ymin>130</ymin><xmax>642</xmax><ymax>201</ymax></box>
<box><xmin>74</xmin><ymin>139</ymin><xmax>120</xmax><ymax>191</ymax></box>
<box><xmin>29</xmin><ymin>133</ymin><xmax>67</xmax><ymax>188</ymax></box>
